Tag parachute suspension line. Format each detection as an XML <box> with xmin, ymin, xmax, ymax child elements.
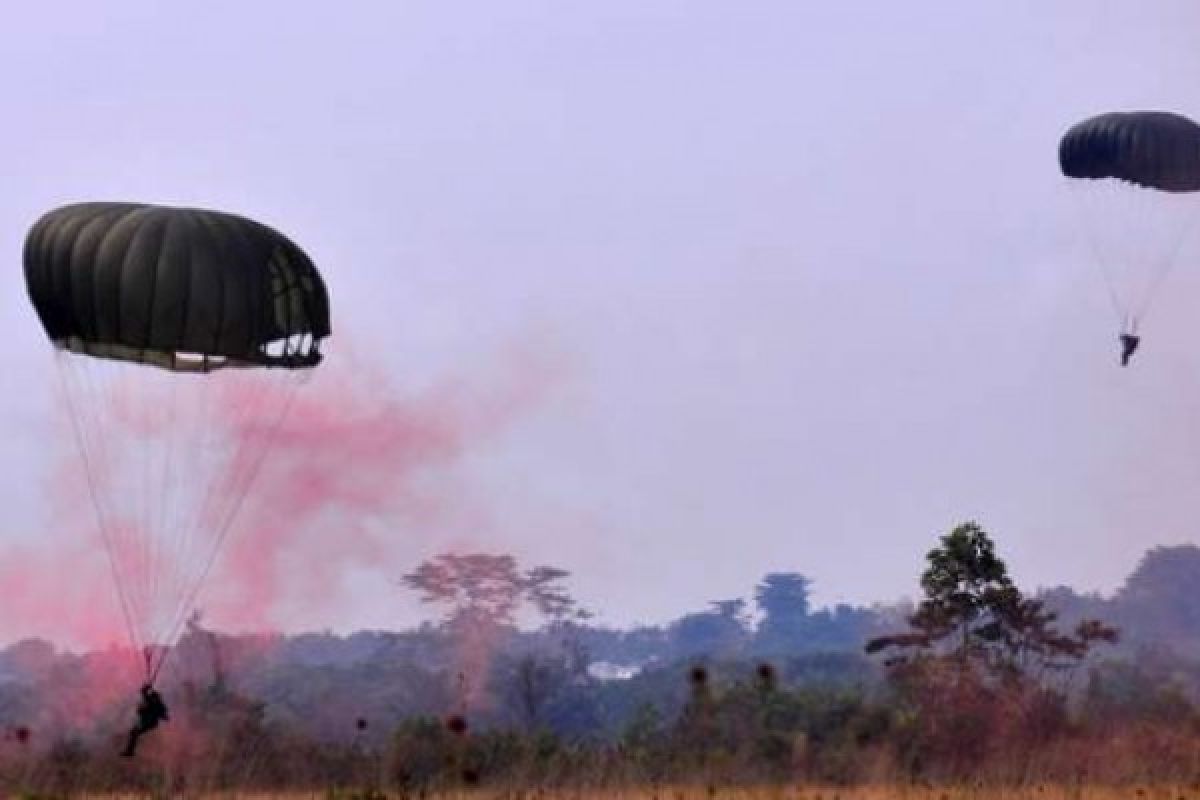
<box><xmin>57</xmin><ymin>352</ymin><xmax>307</xmax><ymax>683</ymax></box>
<box><xmin>148</xmin><ymin>368</ymin><xmax>191</xmax><ymax>675</ymax></box>
<box><xmin>148</xmin><ymin>373</ymin><xmax>231</xmax><ymax>680</ymax></box>
<box><xmin>1069</xmin><ymin>179</ymin><xmax>1200</xmax><ymax>333</ymax></box>
<box><xmin>150</xmin><ymin>370</ymin><xmax>301</xmax><ymax>680</ymax></box>
<box><xmin>154</xmin><ymin>372</ymin><xmax>264</xmax><ymax>639</ymax></box>
<box><xmin>145</xmin><ymin>367</ymin><xmax>172</xmax><ymax>656</ymax></box>
<box><xmin>81</xmin><ymin>355</ymin><xmax>151</xmax><ymax>665</ymax></box>
<box><xmin>136</xmin><ymin>364</ymin><xmax>155</xmax><ymax>664</ymax></box>
<box><xmin>110</xmin><ymin>363</ymin><xmax>162</xmax><ymax>667</ymax></box>
<box><xmin>96</xmin><ymin>359</ymin><xmax>158</xmax><ymax>675</ymax></box>
<box><xmin>1097</xmin><ymin>253</ymin><xmax>1127</xmax><ymax>330</ymax></box>
<box><xmin>55</xmin><ymin>352</ymin><xmax>144</xmax><ymax>671</ymax></box>
<box><xmin>151</xmin><ymin>374</ymin><xmax>222</xmax><ymax>661</ymax></box>
<box><xmin>90</xmin><ymin>357</ymin><xmax>155</xmax><ymax>678</ymax></box>
<box><xmin>150</xmin><ymin>371</ymin><xmax>304</xmax><ymax>684</ymax></box>
<box><xmin>158</xmin><ymin>372</ymin><xmax>299</xmax><ymax>660</ymax></box>
<box><xmin>145</xmin><ymin>370</ymin><xmax>229</xmax><ymax>681</ymax></box>
<box><xmin>147</xmin><ymin>372</ymin><xmax>180</xmax><ymax>663</ymax></box>
<box><xmin>1132</xmin><ymin>204</ymin><xmax>1198</xmax><ymax>325</ymax></box>
<box><xmin>1068</xmin><ymin>182</ymin><xmax>1129</xmax><ymax>327</ymax></box>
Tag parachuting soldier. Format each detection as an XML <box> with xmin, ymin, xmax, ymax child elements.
<box><xmin>121</xmin><ymin>684</ymin><xmax>169</xmax><ymax>757</ymax></box>
<box><xmin>1060</xmin><ymin>111</ymin><xmax>1200</xmax><ymax>367</ymax></box>
<box><xmin>23</xmin><ymin>203</ymin><xmax>331</xmax><ymax>724</ymax></box>
<box><xmin>1119</xmin><ymin>330</ymin><xmax>1140</xmax><ymax>367</ymax></box>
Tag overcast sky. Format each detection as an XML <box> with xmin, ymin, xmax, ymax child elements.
<box><xmin>4</xmin><ymin>1</ymin><xmax>1200</xmax><ymax>640</ymax></box>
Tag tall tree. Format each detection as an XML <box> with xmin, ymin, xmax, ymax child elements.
<box><xmin>754</xmin><ymin>573</ymin><xmax>812</xmax><ymax>652</ymax></box>
<box><xmin>866</xmin><ymin>522</ymin><xmax>1117</xmax><ymax>682</ymax></box>
<box><xmin>401</xmin><ymin>553</ymin><xmax>585</xmax><ymax>709</ymax></box>
<box><xmin>402</xmin><ymin>555</ymin><xmax>585</xmax><ymax>630</ymax></box>
<box><xmin>865</xmin><ymin>522</ymin><xmax>1118</xmax><ymax>774</ymax></box>
<box><xmin>402</xmin><ymin>553</ymin><xmax>524</xmax><ymax>630</ymax></box>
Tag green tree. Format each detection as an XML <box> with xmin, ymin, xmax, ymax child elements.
<box><xmin>866</xmin><ymin>521</ymin><xmax>1116</xmax><ymax>682</ymax></box>
<box><xmin>865</xmin><ymin>522</ymin><xmax>1118</xmax><ymax>777</ymax></box>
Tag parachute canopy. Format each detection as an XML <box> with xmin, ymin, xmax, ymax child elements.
<box><xmin>24</xmin><ymin>203</ymin><xmax>330</xmax><ymax>371</ymax></box>
<box><xmin>1059</xmin><ymin>111</ymin><xmax>1200</xmax><ymax>192</ymax></box>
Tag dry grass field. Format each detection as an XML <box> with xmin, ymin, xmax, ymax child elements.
<box><xmin>422</xmin><ymin>787</ymin><xmax>1197</xmax><ymax>800</ymax></box>
<box><xmin>68</xmin><ymin>786</ymin><xmax>1197</xmax><ymax>800</ymax></box>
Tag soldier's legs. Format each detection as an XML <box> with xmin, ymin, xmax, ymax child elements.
<box><xmin>121</xmin><ymin>722</ymin><xmax>149</xmax><ymax>757</ymax></box>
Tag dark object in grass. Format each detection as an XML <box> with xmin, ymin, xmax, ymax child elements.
<box><xmin>689</xmin><ymin>665</ymin><xmax>708</xmax><ymax>688</ymax></box>
<box><xmin>445</xmin><ymin>714</ymin><xmax>468</xmax><ymax>736</ymax></box>
<box><xmin>755</xmin><ymin>662</ymin><xmax>777</xmax><ymax>691</ymax></box>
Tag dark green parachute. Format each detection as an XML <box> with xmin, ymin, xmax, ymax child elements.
<box><xmin>24</xmin><ymin>203</ymin><xmax>330</xmax><ymax>371</ymax></box>
<box><xmin>1059</xmin><ymin>111</ymin><xmax>1200</xmax><ymax>192</ymax></box>
<box><xmin>1059</xmin><ymin>112</ymin><xmax>1200</xmax><ymax>333</ymax></box>
<box><xmin>24</xmin><ymin>202</ymin><xmax>330</xmax><ymax>682</ymax></box>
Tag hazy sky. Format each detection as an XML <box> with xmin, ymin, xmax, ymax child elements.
<box><xmin>4</xmin><ymin>1</ymin><xmax>1200</xmax><ymax>639</ymax></box>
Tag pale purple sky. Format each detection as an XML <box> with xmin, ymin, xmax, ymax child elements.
<box><xmin>4</xmin><ymin>1</ymin><xmax>1200</xmax><ymax>636</ymax></box>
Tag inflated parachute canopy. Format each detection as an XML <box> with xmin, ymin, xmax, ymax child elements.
<box><xmin>1059</xmin><ymin>111</ymin><xmax>1200</xmax><ymax>192</ymax></box>
<box><xmin>24</xmin><ymin>203</ymin><xmax>330</xmax><ymax>371</ymax></box>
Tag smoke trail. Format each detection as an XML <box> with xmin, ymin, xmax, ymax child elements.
<box><xmin>0</xmin><ymin>335</ymin><xmax>563</xmax><ymax>739</ymax></box>
<box><xmin>2</xmin><ymin>337</ymin><xmax>562</xmax><ymax>643</ymax></box>
<box><xmin>206</xmin><ymin>339</ymin><xmax>564</xmax><ymax>630</ymax></box>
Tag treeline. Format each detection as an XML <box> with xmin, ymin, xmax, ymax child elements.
<box><xmin>5</xmin><ymin>527</ymin><xmax>1200</xmax><ymax>792</ymax></box>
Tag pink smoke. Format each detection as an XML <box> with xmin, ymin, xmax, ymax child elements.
<box><xmin>2</xmin><ymin>336</ymin><xmax>564</xmax><ymax>648</ymax></box>
<box><xmin>207</xmin><ymin>339</ymin><xmax>564</xmax><ymax>630</ymax></box>
<box><xmin>0</xmin><ymin>542</ymin><xmax>122</xmax><ymax>651</ymax></box>
<box><xmin>0</xmin><ymin>334</ymin><xmax>563</xmax><ymax>741</ymax></box>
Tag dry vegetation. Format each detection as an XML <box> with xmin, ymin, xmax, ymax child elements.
<box><xmin>39</xmin><ymin>786</ymin><xmax>1200</xmax><ymax>800</ymax></box>
<box><xmin>9</xmin><ymin>530</ymin><xmax>1200</xmax><ymax>796</ymax></box>
<box><xmin>440</xmin><ymin>789</ymin><xmax>1200</xmax><ymax>800</ymax></box>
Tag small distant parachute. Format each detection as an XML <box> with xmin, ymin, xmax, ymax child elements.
<box><xmin>24</xmin><ymin>202</ymin><xmax>330</xmax><ymax>681</ymax></box>
<box><xmin>1059</xmin><ymin>111</ymin><xmax>1200</xmax><ymax>332</ymax></box>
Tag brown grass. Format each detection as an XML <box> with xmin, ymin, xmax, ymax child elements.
<box><xmin>67</xmin><ymin>786</ymin><xmax>1200</xmax><ymax>800</ymax></box>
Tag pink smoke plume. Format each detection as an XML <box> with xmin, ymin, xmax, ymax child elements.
<box><xmin>0</xmin><ymin>542</ymin><xmax>123</xmax><ymax>649</ymax></box>
<box><xmin>209</xmin><ymin>339</ymin><xmax>564</xmax><ymax>630</ymax></box>
<box><xmin>2</xmin><ymin>336</ymin><xmax>564</xmax><ymax>651</ymax></box>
